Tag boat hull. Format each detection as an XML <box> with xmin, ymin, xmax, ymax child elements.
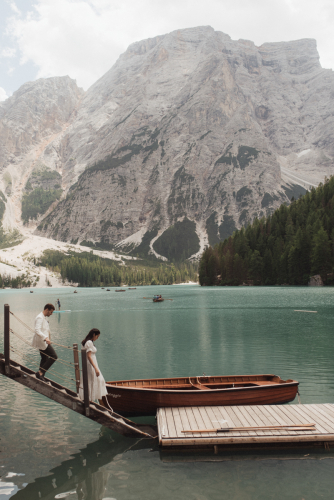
<box><xmin>103</xmin><ymin>375</ymin><xmax>299</xmax><ymax>417</ymax></box>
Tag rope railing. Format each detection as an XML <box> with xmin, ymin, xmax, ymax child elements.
<box><xmin>9</xmin><ymin>345</ymin><xmax>78</xmax><ymax>386</ymax></box>
<box><xmin>10</xmin><ymin>329</ymin><xmax>77</xmax><ymax>369</ymax></box>
<box><xmin>7</xmin><ymin>309</ymin><xmax>85</xmax><ymax>399</ymax></box>
<box><xmin>9</xmin><ymin>346</ymin><xmax>39</xmax><ymax>370</ymax></box>
<box><xmin>10</xmin><ymin>311</ymin><xmax>76</xmax><ymax>350</ymax></box>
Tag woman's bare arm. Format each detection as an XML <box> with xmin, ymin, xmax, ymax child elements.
<box><xmin>87</xmin><ymin>351</ymin><xmax>100</xmax><ymax>377</ymax></box>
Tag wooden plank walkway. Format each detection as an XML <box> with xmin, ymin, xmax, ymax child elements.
<box><xmin>158</xmin><ymin>404</ymin><xmax>334</xmax><ymax>450</ymax></box>
<box><xmin>0</xmin><ymin>354</ymin><xmax>158</xmax><ymax>438</ymax></box>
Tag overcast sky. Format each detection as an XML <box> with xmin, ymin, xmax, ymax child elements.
<box><xmin>0</xmin><ymin>0</ymin><xmax>333</xmax><ymax>101</ymax></box>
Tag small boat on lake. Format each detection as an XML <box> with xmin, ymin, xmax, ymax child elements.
<box><xmin>153</xmin><ymin>295</ymin><xmax>164</xmax><ymax>302</ymax></box>
<box><xmin>128</xmin><ymin>287</ymin><xmax>136</xmax><ymax>290</ymax></box>
<box><xmin>115</xmin><ymin>289</ymin><xmax>126</xmax><ymax>292</ymax></box>
<box><xmin>103</xmin><ymin>374</ymin><xmax>299</xmax><ymax>417</ymax></box>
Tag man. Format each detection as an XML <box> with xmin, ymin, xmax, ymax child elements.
<box><xmin>32</xmin><ymin>303</ymin><xmax>57</xmax><ymax>381</ymax></box>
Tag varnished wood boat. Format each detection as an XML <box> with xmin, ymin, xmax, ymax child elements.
<box><xmin>102</xmin><ymin>374</ymin><xmax>299</xmax><ymax>417</ymax></box>
<box><xmin>153</xmin><ymin>297</ymin><xmax>164</xmax><ymax>302</ymax></box>
<box><xmin>115</xmin><ymin>289</ymin><xmax>126</xmax><ymax>292</ymax></box>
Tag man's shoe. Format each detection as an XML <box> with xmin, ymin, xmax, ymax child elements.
<box><xmin>36</xmin><ymin>372</ymin><xmax>45</xmax><ymax>381</ymax></box>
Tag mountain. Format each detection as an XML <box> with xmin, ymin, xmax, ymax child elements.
<box><xmin>1</xmin><ymin>26</ymin><xmax>333</xmax><ymax>261</ymax></box>
<box><xmin>0</xmin><ymin>76</ymin><xmax>83</xmax><ymax>230</ymax></box>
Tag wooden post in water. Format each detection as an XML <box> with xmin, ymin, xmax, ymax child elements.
<box><xmin>81</xmin><ymin>347</ymin><xmax>90</xmax><ymax>416</ymax></box>
<box><xmin>4</xmin><ymin>304</ymin><xmax>10</xmax><ymax>375</ymax></box>
<box><xmin>73</xmin><ymin>343</ymin><xmax>80</xmax><ymax>393</ymax></box>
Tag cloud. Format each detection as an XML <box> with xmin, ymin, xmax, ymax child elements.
<box><xmin>8</xmin><ymin>0</ymin><xmax>21</xmax><ymax>15</ymax></box>
<box><xmin>4</xmin><ymin>0</ymin><xmax>334</xmax><ymax>91</ymax></box>
<box><xmin>0</xmin><ymin>87</ymin><xmax>9</xmax><ymax>101</ymax></box>
<box><xmin>1</xmin><ymin>47</ymin><xmax>16</xmax><ymax>58</ymax></box>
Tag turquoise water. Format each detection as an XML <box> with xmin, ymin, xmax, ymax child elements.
<box><xmin>1</xmin><ymin>285</ymin><xmax>334</xmax><ymax>499</ymax></box>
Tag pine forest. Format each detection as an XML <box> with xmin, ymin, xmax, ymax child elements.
<box><xmin>199</xmin><ymin>177</ymin><xmax>334</xmax><ymax>286</ymax></box>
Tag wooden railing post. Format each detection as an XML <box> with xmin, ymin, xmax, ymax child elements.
<box><xmin>4</xmin><ymin>304</ymin><xmax>10</xmax><ymax>375</ymax></box>
<box><xmin>73</xmin><ymin>343</ymin><xmax>80</xmax><ymax>393</ymax></box>
<box><xmin>81</xmin><ymin>347</ymin><xmax>90</xmax><ymax>416</ymax></box>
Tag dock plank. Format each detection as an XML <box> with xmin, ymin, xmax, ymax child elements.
<box><xmin>178</xmin><ymin>407</ymin><xmax>195</xmax><ymax>438</ymax></box>
<box><xmin>265</xmin><ymin>405</ymin><xmax>300</xmax><ymax>435</ymax></box>
<box><xmin>185</xmin><ymin>407</ymin><xmax>203</xmax><ymax>438</ymax></box>
<box><xmin>208</xmin><ymin>405</ymin><xmax>233</xmax><ymax>433</ymax></box>
<box><xmin>322</xmin><ymin>404</ymin><xmax>334</xmax><ymax>426</ymax></box>
<box><xmin>205</xmin><ymin>406</ymin><xmax>227</xmax><ymax>436</ymax></box>
<box><xmin>278</xmin><ymin>405</ymin><xmax>320</xmax><ymax>436</ymax></box>
<box><xmin>191</xmin><ymin>406</ymin><xmax>209</xmax><ymax>434</ymax></box>
<box><xmin>289</xmin><ymin>404</ymin><xmax>329</xmax><ymax>433</ymax></box>
<box><xmin>292</xmin><ymin>405</ymin><xmax>333</xmax><ymax>434</ymax></box>
<box><xmin>230</xmin><ymin>405</ymin><xmax>266</xmax><ymax>438</ymax></box>
<box><xmin>171</xmin><ymin>407</ymin><xmax>184</xmax><ymax>437</ymax></box>
<box><xmin>323</xmin><ymin>404</ymin><xmax>334</xmax><ymax>418</ymax></box>
<box><xmin>257</xmin><ymin>406</ymin><xmax>311</xmax><ymax>436</ymax></box>
<box><xmin>222</xmin><ymin>405</ymin><xmax>251</xmax><ymax>438</ymax></box>
<box><xmin>165</xmin><ymin>407</ymin><xmax>177</xmax><ymax>438</ymax></box>
<box><xmin>247</xmin><ymin>405</ymin><xmax>280</xmax><ymax>435</ymax></box>
<box><xmin>197</xmin><ymin>406</ymin><xmax>218</xmax><ymax>436</ymax></box>
<box><xmin>309</xmin><ymin>404</ymin><xmax>334</xmax><ymax>428</ymax></box>
<box><xmin>243</xmin><ymin>406</ymin><xmax>277</xmax><ymax>436</ymax></box>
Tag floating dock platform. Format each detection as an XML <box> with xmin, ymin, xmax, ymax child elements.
<box><xmin>157</xmin><ymin>403</ymin><xmax>334</xmax><ymax>451</ymax></box>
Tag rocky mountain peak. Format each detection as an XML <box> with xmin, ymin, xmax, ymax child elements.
<box><xmin>1</xmin><ymin>27</ymin><xmax>333</xmax><ymax>261</ymax></box>
<box><xmin>0</xmin><ymin>76</ymin><xmax>84</xmax><ymax>166</ymax></box>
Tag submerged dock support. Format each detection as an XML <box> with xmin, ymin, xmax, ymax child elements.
<box><xmin>4</xmin><ymin>304</ymin><xmax>10</xmax><ymax>375</ymax></box>
<box><xmin>81</xmin><ymin>347</ymin><xmax>90</xmax><ymax>416</ymax></box>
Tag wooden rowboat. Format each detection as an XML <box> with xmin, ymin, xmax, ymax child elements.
<box><xmin>102</xmin><ymin>374</ymin><xmax>299</xmax><ymax>417</ymax></box>
<box><xmin>153</xmin><ymin>297</ymin><xmax>164</xmax><ymax>302</ymax></box>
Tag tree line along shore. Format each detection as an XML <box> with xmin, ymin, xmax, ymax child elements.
<box><xmin>39</xmin><ymin>250</ymin><xmax>198</xmax><ymax>287</ymax></box>
<box><xmin>199</xmin><ymin>177</ymin><xmax>334</xmax><ymax>286</ymax></box>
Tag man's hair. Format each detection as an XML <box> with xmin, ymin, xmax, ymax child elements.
<box><xmin>44</xmin><ymin>303</ymin><xmax>55</xmax><ymax>311</ymax></box>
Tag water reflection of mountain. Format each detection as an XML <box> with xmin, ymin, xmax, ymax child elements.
<box><xmin>11</xmin><ymin>429</ymin><xmax>157</xmax><ymax>500</ymax></box>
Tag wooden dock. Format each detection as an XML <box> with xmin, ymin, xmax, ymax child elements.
<box><xmin>157</xmin><ymin>404</ymin><xmax>334</xmax><ymax>451</ymax></box>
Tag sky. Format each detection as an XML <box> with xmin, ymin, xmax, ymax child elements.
<box><xmin>0</xmin><ymin>0</ymin><xmax>333</xmax><ymax>101</ymax></box>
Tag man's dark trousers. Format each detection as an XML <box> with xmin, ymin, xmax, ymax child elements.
<box><xmin>39</xmin><ymin>345</ymin><xmax>58</xmax><ymax>374</ymax></box>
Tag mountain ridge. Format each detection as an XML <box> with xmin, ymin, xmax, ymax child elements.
<box><xmin>0</xmin><ymin>26</ymin><xmax>333</xmax><ymax>261</ymax></box>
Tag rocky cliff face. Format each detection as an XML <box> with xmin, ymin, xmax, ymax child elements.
<box><xmin>1</xmin><ymin>27</ymin><xmax>334</xmax><ymax>259</ymax></box>
<box><xmin>0</xmin><ymin>76</ymin><xmax>83</xmax><ymax>228</ymax></box>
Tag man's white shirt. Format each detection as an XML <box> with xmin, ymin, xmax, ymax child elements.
<box><xmin>32</xmin><ymin>312</ymin><xmax>50</xmax><ymax>350</ymax></box>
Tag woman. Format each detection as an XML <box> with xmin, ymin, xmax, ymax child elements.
<box><xmin>79</xmin><ymin>328</ymin><xmax>107</xmax><ymax>402</ymax></box>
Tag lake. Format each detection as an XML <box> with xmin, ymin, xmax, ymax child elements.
<box><xmin>1</xmin><ymin>285</ymin><xmax>334</xmax><ymax>499</ymax></box>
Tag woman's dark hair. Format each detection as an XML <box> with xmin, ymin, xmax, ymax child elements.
<box><xmin>82</xmin><ymin>328</ymin><xmax>100</xmax><ymax>347</ymax></box>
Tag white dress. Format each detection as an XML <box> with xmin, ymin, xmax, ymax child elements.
<box><xmin>79</xmin><ymin>340</ymin><xmax>107</xmax><ymax>401</ymax></box>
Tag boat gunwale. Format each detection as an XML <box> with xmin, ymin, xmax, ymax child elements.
<box><xmin>106</xmin><ymin>373</ymin><xmax>279</xmax><ymax>385</ymax></box>
<box><xmin>105</xmin><ymin>381</ymin><xmax>299</xmax><ymax>393</ymax></box>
